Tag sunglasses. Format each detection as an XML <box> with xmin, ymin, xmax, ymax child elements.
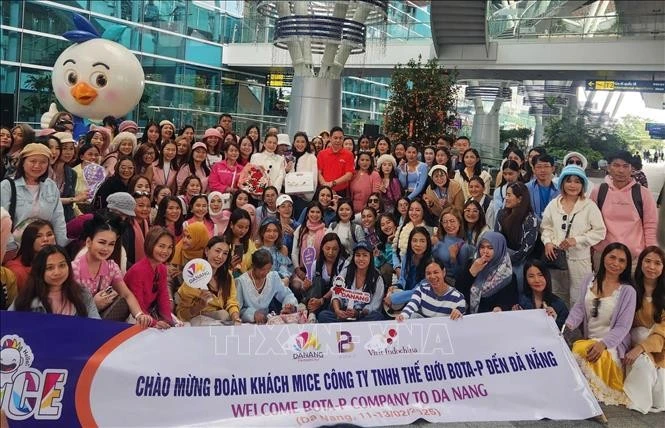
<box><xmin>368</xmin><ymin>198</ymin><xmax>380</xmax><ymax>203</ymax></box>
<box><xmin>591</xmin><ymin>297</ymin><xmax>600</xmax><ymax>318</ymax></box>
<box><xmin>566</xmin><ymin>159</ymin><xmax>583</xmax><ymax>166</ymax></box>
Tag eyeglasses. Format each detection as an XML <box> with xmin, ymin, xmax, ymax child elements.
<box><xmin>566</xmin><ymin>159</ymin><xmax>583</xmax><ymax>166</ymax></box>
<box><xmin>591</xmin><ymin>297</ymin><xmax>600</xmax><ymax>318</ymax></box>
<box><xmin>368</xmin><ymin>198</ymin><xmax>379</xmax><ymax>203</ymax></box>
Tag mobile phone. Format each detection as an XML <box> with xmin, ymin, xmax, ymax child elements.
<box><xmin>102</xmin><ymin>286</ymin><xmax>114</xmax><ymax>296</ymax></box>
<box><xmin>233</xmin><ymin>244</ymin><xmax>244</xmax><ymax>260</ymax></box>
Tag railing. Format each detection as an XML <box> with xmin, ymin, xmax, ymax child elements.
<box><xmin>231</xmin><ymin>19</ymin><xmax>432</xmax><ymax>44</ymax></box>
<box><xmin>487</xmin><ymin>13</ymin><xmax>665</xmax><ymax>40</ymax></box>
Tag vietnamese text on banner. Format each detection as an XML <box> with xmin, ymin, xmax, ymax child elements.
<box><xmin>0</xmin><ymin>310</ymin><xmax>602</xmax><ymax>427</ymax></box>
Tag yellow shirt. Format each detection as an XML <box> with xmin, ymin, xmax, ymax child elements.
<box><xmin>176</xmin><ymin>274</ymin><xmax>239</xmax><ymax>321</ymax></box>
<box><xmin>1</xmin><ymin>267</ymin><xmax>17</xmax><ymax>309</ymax></box>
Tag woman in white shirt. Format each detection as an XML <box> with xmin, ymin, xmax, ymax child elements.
<box><xmin>287</xmin><ymin>132</ymin><xmax>318</xmax><ymax>217</ymax></box>
<box><xmin>250</xmin><ymin>134</ymin><xmax>285</xmax><ymax>192</ymax></box>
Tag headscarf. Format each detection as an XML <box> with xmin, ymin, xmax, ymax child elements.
<box><xmin>470</xmin><ymin>231</ymin><xmax>513</xmax><ymax>314</ymax></box>
<box><xmin>208</xmin><ymin>191</ymin><xmax>230</xmax><ymax>234</ymax></box>
<box><xmin>171</xmin><ymin>222</ymin><xmax>209</xmax><ymax>267</ymax></box>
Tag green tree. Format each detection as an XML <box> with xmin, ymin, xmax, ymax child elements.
<box><xmin>615</xmin><ymin>115</ymin><xmax>661</xmax><ymax>153</ymax></box>
<box><xmin>383</xmin><ymin>56</ymin><xmax>457</xmax><ymax>146</ymax></box>
<box><xmin>500</xmin><ymin>128</ymin><xmax>532</xmax><ymax>152</ymax></box>
<box><xmin>543</xmin><ymin>110</ymin><xmax>627</xmax><ymax>163</ymax></box>
<box><xmin>20</xmin><ymin>74</ymin><xmax>57</xmax><ymax>123</ymax></box>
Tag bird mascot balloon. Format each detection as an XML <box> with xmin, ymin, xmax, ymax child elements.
<box><xmin>42</xmin><ymin>13</ymin><xmax>144</xmax><ymax>139</ymax></box>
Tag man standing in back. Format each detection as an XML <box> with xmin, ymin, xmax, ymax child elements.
<box><xmin>317</xmin><ymin>126</ymin><xmax>355</xmax><ymax>197</ymax></box>
<box><xmin>591</xmin><ymin>150</ymin><xmax>658</xmax><ymax>271</ymax></box>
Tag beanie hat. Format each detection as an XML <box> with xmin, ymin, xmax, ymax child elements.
<box><xmin>53</xmin><ymin>132</ymin><xmax>76</xmax><ymax>144</ymax></box>
<box><xmin>110</xmin><ymin>132</ymin><xmax>138</xmax><ymax>153</ymax></box>
<box><xmin>19</xmin><ymin>143</ymin><xmax>52</xmax><ymax>160</ymax></box>
<box><xmin>106</xmin><ymin>192</ymin><xmax>136</xmax><ymax>216</ymax></box>
<box><xmin>118</xmin><ymin>120</ymin><xmax>138</xmax><ymax>133</ymax></box>
<box><xmin>562</xmin><ymin>151</ymin><xmax>588</xmax><ymax>170</ymax></box>
<box><xmin>159</xmin><ymin>120</ymin><xmax>175</xmax><ymax>129</ymax></box>
<box><xmin>376</xmin><ymin>154</ymin><xmax>397</xmax><ymax>169</ymax></box>
<box><xmin>558</xmin><ymin>165</ymin><xmax>589</xmax><ymax>193</ymax></box>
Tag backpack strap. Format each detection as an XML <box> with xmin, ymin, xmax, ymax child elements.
<box><xmin>596</xmin><ymin>183</ymin><xmax>609</xmax><ymax>212</ymax></box>
<box><xmin>481</xmin><ymin>196</ymin><xmax>490</xmax><ymax>212</ymax></box>
<box><xmin>631</xmin><ymin>183</ymin><xmax>644</xmax><ymax>221</ymax></box>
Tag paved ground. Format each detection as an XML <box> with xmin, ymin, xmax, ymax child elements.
<box><xmin>392</xmin><ymin>162</ymin><xmax>665</xmax><ymax>427</ymax></box>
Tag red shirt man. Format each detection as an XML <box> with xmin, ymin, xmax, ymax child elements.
<box><xmin>317</xmin><ymin>126</ymin><xmax>355</xmax><ymax>194</ymax></box>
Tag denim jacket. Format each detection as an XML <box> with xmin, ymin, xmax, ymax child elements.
<box><xmin>0</xmin><ymin>177</ymin><xmax>68</xmax><ymax>251</ymax></box>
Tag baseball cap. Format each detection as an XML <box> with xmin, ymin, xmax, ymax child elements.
<box><xmin>276</xmin><ymin>194</ymin><xmax>293</xmax><ymax>207</ymax></box>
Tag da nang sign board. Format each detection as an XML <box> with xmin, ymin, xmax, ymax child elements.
<box><xmin>586</xmin><ymin>80</ymin><xmax>665</xmax><ymax>93</ymax></box>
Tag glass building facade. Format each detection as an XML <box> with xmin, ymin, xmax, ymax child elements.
<box><xmin>1</xmin><ymin>0</ymin><xmax>431</xmax><ymax>136</ymax></box>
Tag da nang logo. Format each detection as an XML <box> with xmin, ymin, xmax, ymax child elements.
<box><xmin>0</xmin><ymin>335</ymin><xmax>68</xmax><ymax>421</ymax></box>
<box><xmin>183</xmin><ymin>258</ymin><xmax>213</xmax><ymax>290</ymax></box>
<box><xmin>288</xmin><ymin>332</ymin><xmax>323</xmax><ymax>361</ymax></box>
<box><xmin>364</xmin><ymin>328</ymin><xmax>418</xmax><ymax>356</ymax></box>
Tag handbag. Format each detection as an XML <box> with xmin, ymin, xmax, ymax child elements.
<box><xmin>285</xmin><ymin>171</ymin><xmax>315</xmax><ymax>194</ymax></box>
<box><xmin>543</xmin><ymin>213</ymin><xmax>577</xmax><ymax>271</ymax></box>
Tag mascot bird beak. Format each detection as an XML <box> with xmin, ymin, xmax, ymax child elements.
<box><xmin>70</xmin><ymin>82</ymin><xmax>98</xmax><ymax>105</ymax></box>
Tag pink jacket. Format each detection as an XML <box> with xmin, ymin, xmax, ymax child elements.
<box><xmin>208</xmin><ymin>160</ymin><xmax>243</xmax><ymax>194</ymax></box>
<box><xmin>349</xmin><ymin>170</ymin><xmax>381</xmax><ymax>213</ymax></box>
<box><xmin>590</xmin><ymin>177</ymin><xmax>658</xmax><ymax>258</ymax></box>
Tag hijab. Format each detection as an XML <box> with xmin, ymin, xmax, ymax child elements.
<box><xmin>470</xmin><ymin>231</ymin><xmax>513</xmax><ymax>314</ymax></box>
<box><xmin>171</xmin><ymin>222</ymin><xmax>209</xmax><ymax>267</ymax></box>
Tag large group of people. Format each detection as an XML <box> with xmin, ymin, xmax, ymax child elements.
<box><xmin>0</xmin><ymin>114</ymin><xmax>663</xmax><ymax>414</ymax></box>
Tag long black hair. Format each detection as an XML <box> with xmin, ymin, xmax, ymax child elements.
<box><xmin>523</xmin><ymin>260</ymin><xmax>557</xmax><ymax>305</ymax></box>
<box><xmin>462</xmin><ymin>199</ymin><xmax>487</xmax><ymax>243</ymax></box>
<box><xmin>205</xmin><ymin>236</ymin><xmax>233</xmax><ymax>303</ymax></box>
<box><xmin>596</xmin><ymin>242</ymin><xmax>633</xmax><ymax>293</ymax></box>
<box><xmin>223</xmin><ymin>209</ymin><xmax>253</xmax><ymax>256</ymax></box>
<box><xmin>83</xmin><ymin>211</ymin><xmax>124</xmax><ymax>266</ymax></box>
<box><xmin>16</xmin><ymin>219</ymin><xmax>54</xmax><ymax>267</ymax></box>
<box><xmin>635</xmin><ymin>246</ymin><xmax>665</xmax><ymax>323</ymax></box>
<box><xmin>298</xmin><ymin>201</ymin><xmax>325</xmax><ymax>251</ymax></box>
<box><xmin>403</xmin><ymin>226</ymin><xmax>432</xmax><ymax>285</ymax></box>
<box><xmin>344</xmin><ymin>244</ymin><xmax>381</xmax><ymax>295</ymax></box>
<box><xmin>459</xmin><ymin>148</ymin><xmax>483</xmax><ymax>181</ymax></box>
<box><xmin>13</xmin><ymin>245</ymin><xmax>89</xmax><ymax>317</ymax></box>
<box><xmin>499</xmin><ymin>182</ymin><xmax>532</xmax><ymax>250</ymax></box>
<box><xmin>315</xmin><ymin>232</ymin><xmax>348</xmax><ymax>279</ymax></box>
<box><xmin>154</xmin><ymin>196</ymin><xmax>184</xmax><ymax>238</ymax></box>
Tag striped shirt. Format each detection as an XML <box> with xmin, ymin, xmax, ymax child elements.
<box><xmin>402</xmin><ymin>284</ymin><xmax>466</xmax><ymax>319</ymax></box>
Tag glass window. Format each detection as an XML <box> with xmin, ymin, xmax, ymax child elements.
<box><xmin>0</xmin><ymin>29</ymin><xmax>20</xmax><ymax>62</ymax></box>
<box><xmin>90</xmin><ymin>17</ymin><xmax>141</xmax><ymax>50</ymax></box>
<box><xmin>0</xmin><ymin>64</ymin><xmax>18</xmax><ymax>94</ymax></box>
<box><xmin>1</xmin><ymin>0</ymin><xmax>22</xmax><ymax>27</ymax></box>
<box><xmin>89</xmin><ymin>0</ymin><xmax>137</xmax><ymax>20</ymax></box>
<box><xmin>55</xmin><ymin>1</ymin><xmax>89</xmax><ymax>9</ymax></box>
<box><xmin>23</xmin><ymin>2</ymin><xmax>77</xmax><ymax>37</ymax></box>
<box><xmin>180</xmin><ymin>66</ymin><xmax>219</xmax><ymax>90</ymax></box>
<box><xmin>141</xmin><ymin>56</ymin><xmax>183</xmax><ymax>85</ymax></box>
<box><xmin>18</xmin><ymin>68</ymin><xmax>57</xmax><ymax>124</ymax></box>
<box><xmin>140</xmin><ymin>29</ymin><xmax>185</xmax><ymax>58</ymax></box>
<box><xmin>185</xmin><ymin>38</ymin><xmax>221</xmax><ymax>67</ymax></box>
<box><xmin>220</xmin><ymin>81</ymin><xmax>238</xmax><ymax>113</ymax></box>
<box><xmin>21</xmin><ymin>33</ymin><xmax>70</xmax><ymax>67</ymax></box>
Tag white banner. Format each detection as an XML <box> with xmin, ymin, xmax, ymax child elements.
<box><xmin>78</xmin><ymin>311</ymin><xmax>601</xmax><ymax>426</ymax></box>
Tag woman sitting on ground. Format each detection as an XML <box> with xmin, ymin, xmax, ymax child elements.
<box><xmin>397</xmin><ymin>258</ymin><xmax>465</xmax><ymax>321</ymax></box>
<box><xmin>623</xmin><ymin>246</ymin><xmax>665</xmax><ymax>414</ymax></box>
<box><xmin>10</xmin><ymin>245</ymin><xmax>99</xmax><ymax>318</ymax></box>
<box><xmin>564</xmin><ymin>242</ymin><xmax>637</xmax><ymax>406</ymax></box>
<box><xmin>318</xmin><ymin>241</ymin><xmax>385</xmax><ymax>323</ymax></box>
<box><xmin>513</xmin><ymin>260</ymin><xmax>569</xmax><ymax>329</ymax></box>
<box><xmin>455</xmin><ymin>231</ymin><xmax>518</xmax><ymax>314</ymax></box>
<box><xmin>176</xmin><ymin>236</ymin><xmax>241</xmax><ymax>326</ymax></box>
<box><xmin>236</xmin><ymin>249</ymin><xmax>298</xmax><ymax>324</ymax></box>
